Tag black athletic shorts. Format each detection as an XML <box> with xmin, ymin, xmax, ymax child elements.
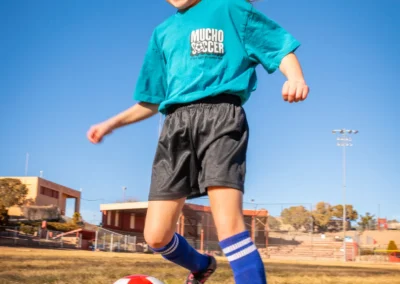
<box><xmin>149</xmin><ymin>94</ymin><xmax>249</xmax><ymax>201</ymax></box>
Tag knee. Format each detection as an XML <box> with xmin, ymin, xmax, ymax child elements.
<box><xmin>216</xmin><ymin>218</ymin><xmax>246</xmax><ymax>241</ymax></box>
<box><xmin>144</xmin><ymin>227</ymin><xmax>174</xmax><ymax>249</ymax></box>
<box><xmin>217</xmin><ymin>224</ymin><xmax>246</xmax><ymax>241</ymax></box>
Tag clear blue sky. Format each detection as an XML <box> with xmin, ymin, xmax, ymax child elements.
<box><xmin>1</xmin><ymin>0</ymin><xmax>399</xmax><ymax>224</ymax></box>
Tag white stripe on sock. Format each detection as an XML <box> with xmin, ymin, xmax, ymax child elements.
<box><xmin>226</xmin><ymin>244</ymin><xmax>257</xmax><ymax>262</ymax></box>
<box><xmin>162</xmin><ymin>234</ymin><xmax>179</xmax><ymax>256</ymax></box>
<box><xmin>153</xmin><ymin>234</ymin><xmax>177</xmax><ymax>255</ymax></box>
<box><xmin>222</xmin><ymin>237</ymin><xmax>252</xmax><ymax>255</ymax></box>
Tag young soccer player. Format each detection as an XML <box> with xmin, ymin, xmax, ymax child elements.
<box><xmin>87</xmin><ymin>0</ymin><xmax>309</xmax><ymax>283</ymax></box>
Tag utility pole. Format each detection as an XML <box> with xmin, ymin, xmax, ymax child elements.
<box><xmin>332</xmin><ymin>129</ymin><xmax>359</xmax><ymax>262</ymax></box>
<box><xmin>122</xmin><ymin>186</ymin><xmax>127</xmax><ymax>202</ymax></box>
<box><xmin>25</xmin><ymin>153</ymin><xmax>29</xmax><ymax>176</ymax></box>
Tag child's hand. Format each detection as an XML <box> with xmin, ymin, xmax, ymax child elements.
<box><xmin>282</xmin><ymin>80</ymin><xmax>309</xmax><ymax>103</ymax></box>
<box><xmin>87</xmin><ymin>120</ymin><xmax>115</xmax><ymax>144</ymax></box>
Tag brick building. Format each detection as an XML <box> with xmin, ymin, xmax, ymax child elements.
<box><xmin>100</xmin><ymin>201</ymin><xmax>269</xmax><ymax>251</ymax></box>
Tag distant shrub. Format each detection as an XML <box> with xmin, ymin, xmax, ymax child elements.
<box><xmin>19</xmin><ymin>224</ymin><xmax>36</xmax><ymax>235</ymax></box>
<box><xmin>72</xmin><ymin>212</ymin><xmax>83</xmax><ymax>225</ymax></box>
<box><xmin>47</xmin><ymin>222</ymin><xmax>80</xmax><ymax>232</ymax></box>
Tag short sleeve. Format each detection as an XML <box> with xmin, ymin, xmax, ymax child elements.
<box><xmin>244</xmin><ymin>6</ymin><xmax>301</xmax><ymax>74</ymax></box>
<box><xmin>133</xmin><ymin>30</ymin><xmax>167</xmax><ymax>104</ymax></box>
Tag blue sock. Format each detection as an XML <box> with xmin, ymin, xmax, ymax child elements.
<box><xmin>149</xmin><ymin>233</ymin><xmax>210</xmax><ymax>273</ymax></box>
<box><xmin>220</xmin><ymin>230</ymin><xmax>267</xmax><ymax>284</ymax></box>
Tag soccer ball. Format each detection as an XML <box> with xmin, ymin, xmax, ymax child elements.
<box><xmin>113</xmin><ymin>275</ymin><xmax>164</xmax><ymax>284</ymax></box>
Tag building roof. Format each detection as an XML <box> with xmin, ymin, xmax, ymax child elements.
<box><xmin>100</xmin><ymin>201</ymin><xmax>150</xmax><ymax>211</ymax></box>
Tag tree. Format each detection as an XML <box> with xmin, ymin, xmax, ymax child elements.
<box><xmin>281</xmin><ymin>206</ymin><xmax>311</xmax><ymax>231</ymax></box>
<box><xmin>0</xmin><ymin>178</ymin><xmax>28</xmax><ymax>224</ymax></box>
<box><xmin>72</xmin><ymin>212</ymin><xmax>82</xmax><ymax>225</ymax></box>
<box><xmin>331</xmin><ymin>204</ymin><xmax>359</xmax><ymax>222</ymax></box>
<box><xmin>267</xmin><ymin>216</ymin><xmax>281</xmax><ymax>231</ymax></box>
<box><xmin>312</xmin><ymin>202</ymin><xmax>332</xmax><ymax>232</ymax></box>
<box><xmin>387</xmin><ymin>240</ymin><xmax>398</xmax><ymax>253</ymax></box>
<box><xmin>358</xmin><ymin>212</ymin><xmax>376</xmax><ymax>230</ymax></box>
<box><xmin>0</xmin><ymin>208</ymin><xmax>8</xmax><ymax>225</ymax></box>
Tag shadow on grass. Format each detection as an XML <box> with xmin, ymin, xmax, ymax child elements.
<box><xmin>265</xmin><ymin>262</ymin><xmax>400</xmax><ymax>277</ymax></box>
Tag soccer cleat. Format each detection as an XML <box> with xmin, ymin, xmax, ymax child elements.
<box><xmin>185</xmin><ymin>255</ymin><xmax>217</xmax><ymax>284</ymax></box>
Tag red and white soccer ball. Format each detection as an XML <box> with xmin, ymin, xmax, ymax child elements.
<box><xmin>113</xmin><ymin>275</ymin><xmax>164</xmax><ymax>284</ymax></box>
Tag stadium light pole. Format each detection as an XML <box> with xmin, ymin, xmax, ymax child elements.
<box><xmin>332</xmin><ymin>129</ymin><xmax>358</xmax><ymax>262</ymax></box>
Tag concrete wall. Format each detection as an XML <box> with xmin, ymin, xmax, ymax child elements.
<box><xmin>36</xmin><ymin>177</ymin><xmax>81</xmax><ymax>214</ymax></box>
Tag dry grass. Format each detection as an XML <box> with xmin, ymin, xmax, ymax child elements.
<box><xmin>0</xmin><ymin>247</ymin><xmax>399</xmax><ymax>284</ymax></box>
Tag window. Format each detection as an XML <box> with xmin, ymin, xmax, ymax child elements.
<box><xmin>40</xmin><ymin>186</ymin><xmax>59</xmax><ymax>199</ymax></box>
<box><xmin>115</xmin><ymin>212</ymin><xmax>120</xmax><ymax>227</ymax></box>
<box><xmin>107</xmin><ymin>212</ymin><xmax>111</xmax><ymax>225</ymax></box>
<box><xmin>52</xmin><ymin>191</ymin><xmax>59</xmax><ymax>199</ymax></box>
<box><xmin>130</xmin><ymin>214</ymin><xmax>135</xmax><ymax>229</ymax></box>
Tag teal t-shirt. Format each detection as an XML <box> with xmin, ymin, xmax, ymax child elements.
<box><xmin>133</xmin><ymin>0</ymin><xmax>300</xmax><ymax>114</ymax></box>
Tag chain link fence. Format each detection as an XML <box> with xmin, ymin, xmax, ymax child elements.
<box><xmin>6</xmin><ymin>200</ymin><xmax>396</xmax><ymax>263</ymax></box>
<box><xmin>93</xmin><ymin>227</ymin><xmax>140</xmax><ymax>252</ymax></box>
<box><xmin>176</xmin><ymin>201</ymin><xmax>357</xmax><ymax>261</ymax></box>
<box><xmin>0</xmin><ymin>225</ymin><xmax>72</xmax><ymax>248</ymax></box>
<box><xmin>0</xmin><ymin>225</ymin><xmax>143</xmax><ymax>252</ymax></box>
<box><xmin>95</xmin><ymin>200</ymin><xmax>361</xmax><ymax>261</ymax></box>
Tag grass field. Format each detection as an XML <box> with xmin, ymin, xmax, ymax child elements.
<box><xmin>0</xmin><ymin>247</ymin><xmax>399</xmax><ymax>284</ymax></box>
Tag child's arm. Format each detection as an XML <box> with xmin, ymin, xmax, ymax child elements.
<box><xmin>230</xmin><ymin>0</ymin><xmax>309</xmax><ymax>103</ymax></box>
<box><xmin>87</xmin><ymin>29</ymin><xmax>166</xmax><ymax>145</ymax></box>
<box><xmin>279</xmin><ymin>53</ymin><xmax>309</xmax><ymax>103</ymax></box>
<box><xmin>87</xmin><ymin>102</ymin><xmax>158</xmax><ymax>144</ymax></box>
<box><xmin>108</xmin><ymin>102</ymin><xmax>159</xmax><ymax>128</ymax></box>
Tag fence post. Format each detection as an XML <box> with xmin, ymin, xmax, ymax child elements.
<box><xmin>309</xmin><ymin>204</ymin><xmax>314</xmax><ymax>260</ymax></box>
<box><xmin>79</xmin><ymin>233</ymin><xmax>82</xmax><ymax>248</ymax></box>
<box><xmin>38</xmin><ymin>227</ymin><xmax>41</xmax><ymax>247</ymax></box>
<box><xmin>251</xmin><ymin>216</ymin><xmax>255</xmax><ymax>241</ymax></box>
<box><xmin>124</xmin><ymin>235</ymin><xmax>128</xmax><ymax>252</ymax></box>
<box><xmin>180</xmin><ymin>215</ymin><xmax>185</xmax><ymax>236</ymax></box>
<box><xmin>94</xmin><ymin>230</ymin><xmax>98</xmax><ymax>251</ymax></box>
<box><xmin>200</xmin><ymin>229</ymin><xmax>204</xmax><ymax>253</ymax></box>
<box><xmin>14</xmin><ymin>226</ymin><xmax>18</xmax><ymax>245</ymax></box>
<box><xmin>110</xmin><ymin>233</ymin><xmax>114</xmax><ymax>252</ymax></box>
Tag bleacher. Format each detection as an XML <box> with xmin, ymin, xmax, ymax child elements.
<box><xmin>260</xmin><ymin>239</ymin><xmax>349</xmax><ymax>261</ymax></box>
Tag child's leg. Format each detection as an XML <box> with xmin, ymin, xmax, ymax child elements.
<box><xmin>208</xmin><ymin>186</ymin><xmax>267</xmax><ymax>284</ymax></box>
<box><xmin>144</xmin><ymin>197</ymin><xmax>210</xmax><ymax>273</ymax></box>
